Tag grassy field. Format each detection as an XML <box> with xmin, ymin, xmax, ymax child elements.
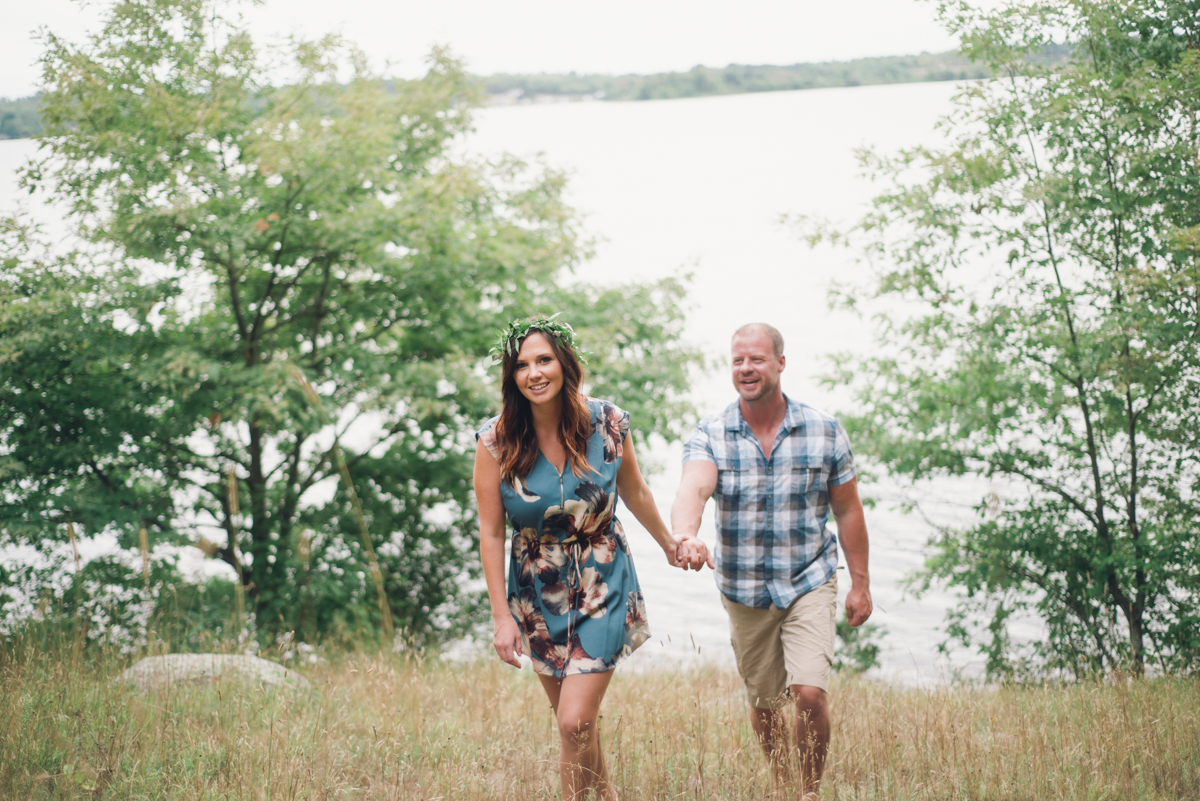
<box><xmin>1</xmin><ymin>637</ymin><xmax>1198</xmax><ymax>800</ymax></box>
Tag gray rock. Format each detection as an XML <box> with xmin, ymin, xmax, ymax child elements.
<box><xmin>117</xmin><ymin>654</ymin><xmax>311</xmax><ymax>692</ymax></box>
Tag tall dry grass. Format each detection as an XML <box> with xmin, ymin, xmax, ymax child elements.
<box><xmin>1</xmin><ymin>636</ymin><xmax>1197</xmax><ymax>799</ymax></box>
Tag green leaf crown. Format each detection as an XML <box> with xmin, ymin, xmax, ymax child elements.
<box><xmin>489</xmin><ymin>313</ymin><xmax>590</xmax><ymax>365</ymax></box>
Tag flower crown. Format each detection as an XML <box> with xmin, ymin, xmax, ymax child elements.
<box><xmin>489</xmin><ymin>313</ymin><xmax>590</xmax><ymax>365</ymax></box>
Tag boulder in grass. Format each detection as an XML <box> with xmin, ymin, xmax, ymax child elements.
<box><xmin>117</xmin><ymin>654</ymin><xmax>311</xmax><ymax>692</ymax></box>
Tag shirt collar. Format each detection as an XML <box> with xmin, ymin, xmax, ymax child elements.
<box><xmin>781</xmin><ymin>395</ymin><xmax>805</xmax><ymax>432</ymax></box>
<box><xmin>727</xmin><ymin>394</ymin><xmax>805</xmax><ymax>438</ymax></box>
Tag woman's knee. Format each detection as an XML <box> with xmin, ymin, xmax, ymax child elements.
<box><xmin>557</xmin><ymin>710</ymin><xmax>598</xmax><ymax>746</ymax></box>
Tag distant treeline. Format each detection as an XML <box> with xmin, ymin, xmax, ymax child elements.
<box><xmin>0</xmin><ymin>47</ymin><xmax>1071</xmax><ymax>139</ymax></box>
<box><xmin>483</xmin><ymin>49</ymin><xmax>999</xmax><ymax>102</ymax></box>
<box><xmin>0</xmin><ymin>94</ymin><xmax>40</xmax><ymax>139</ymax></box>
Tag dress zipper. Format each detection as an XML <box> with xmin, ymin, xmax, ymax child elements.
<box><xmin>556</xmin><ymin>459</ymin><xmax>577</xmax><ymax>677</ymax></box>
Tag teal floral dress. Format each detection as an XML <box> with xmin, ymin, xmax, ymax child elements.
<box><xmin>477</xmin><ymin>398</ymin><xmax>651</xmax><ymax>677</ymax></box>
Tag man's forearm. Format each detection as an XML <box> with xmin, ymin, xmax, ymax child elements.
<box><xmin>836</xmin><ymin>508</ymin><xmax>870</xmax><ymax>586</ymax></box>
<box><xmin>670</xmin><ymin>489</ymin><xmax>706</xmax><ymax>541</ymax></box>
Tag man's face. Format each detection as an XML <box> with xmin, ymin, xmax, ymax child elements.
<box><xmin>731</xmin><ymin>332</ymin><xmax>785</xmax><ymax>402</ymax></box>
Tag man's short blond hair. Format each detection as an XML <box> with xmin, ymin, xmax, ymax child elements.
<box><xmin>732</xmin><ymin>323</ymin><xmax>784</xmax><ymax>357</ymax></box>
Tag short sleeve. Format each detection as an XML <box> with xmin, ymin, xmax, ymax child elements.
<box><xmin>828</xmin><ymin>420</ymin><xmax>857</xmax><ymax>487</ymax></box>
<box><xmin>591</xmin><ymin>399</ymin><xmax>629</xmax><ymax>462</ymax></box>
<box><xmin>681</xmin><ymin>421</ymin><xmax>717</xmax><ymax>465</ymax></box>
<box><xmin>476</xmin><ymin>416</ymin><xmax>501</xmax><ymax>461</ymax></box>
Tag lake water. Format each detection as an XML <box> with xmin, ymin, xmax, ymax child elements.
<box><xmin>0</xmin><ymin>81</ymin><xmax>1003</xmax><ymax>682</ymax></box>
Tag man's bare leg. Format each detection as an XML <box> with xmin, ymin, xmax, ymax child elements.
<box><xmin>750</xmin><ymin>705</ymin><xmax>790</xmax><ymax>790</ymax></box>
<box><xmin>538</xmin><ymin>671</ymin><xmax>617</xmax><ymax>800</ymax></box>
<box><xmin>791</xmin><ymin>685</ymin><xmax>830</xmax><ymax>799</ymax></box>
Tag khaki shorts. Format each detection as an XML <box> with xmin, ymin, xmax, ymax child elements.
<box><xmin>722</xmin><ymin>575</ymin><xmax>838</xmax><ymax>708</ymax></box>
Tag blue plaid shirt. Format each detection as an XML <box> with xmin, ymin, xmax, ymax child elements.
<box><xmin>682</xmin><ymin>396</ymin><xmax>857</xmax><ymax>609</ymax></box>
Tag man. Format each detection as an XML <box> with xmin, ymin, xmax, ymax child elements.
<box><xmin>671</xmin><ymin>323</ymin><xmax>872</xmax><ymax>800</ymax></box>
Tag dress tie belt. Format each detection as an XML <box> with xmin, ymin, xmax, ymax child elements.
<box><xmin>566</xmin><ymin>540</ymin><xmax>584</xmax><ymax>589</ymax></box>
<box><xmin>563</xmin><ymin>539</ymin><xmax>584</xmax><ymax>663</ymax></box>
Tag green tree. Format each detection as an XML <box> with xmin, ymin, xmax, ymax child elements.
<box><xmin>808</xmin><ymin>0</ymin><xmax>1200</xmax><ymax>677</ymax></box>
<box><xmin>2</xmin><ymin>0</ymin><xmax>700</xmax><ymax>645</ymax></box>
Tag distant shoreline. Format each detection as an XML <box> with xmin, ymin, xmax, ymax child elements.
<box><xmin>2</xmin><ymin>46</ymin><xmax>1067</xmax><ymax>140</ymax></box>
<box><xmin>481</xmin><ymin>49</ymin><xmax>994</xmax><ymax>107</ymax></box>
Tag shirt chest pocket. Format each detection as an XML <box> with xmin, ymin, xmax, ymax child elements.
<box><xmin>716</xmin><ymin>460</ymin><xmax>751</xmax><ymax>500</ymax></box>
<box><xmin>787</xmin><ymin>458</ymin><xmax>824</xmax><ymax>508</ymax></box>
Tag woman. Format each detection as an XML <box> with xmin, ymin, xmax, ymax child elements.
<box><xmin>474</xmin><ymin>314</ymin><xmax>697</xmax><ymax>800</ymax></box>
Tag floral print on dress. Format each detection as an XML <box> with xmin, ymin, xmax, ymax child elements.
<box><xmin>567</xmin><ymin>633</ymin><xmax>608</xmax><ymax>673</ymax></box>
<box><xmin>531</xmin><ymin>637</ymin><xmax>567</xmax><ymax>673</ymax></box>
<box><xmin>478</xmin><ymin>421</ymin><xmax>500</xmax><ymax>460</ymax></box>
<box><xmin>513</xmin><ymin>528</ymin><xmax>568</xmax><ymax>587</ymax></box>
<box><xmin>509</xmin><ymin>587</ymin><xmax>550</xmax><ymax>645</ymax></box>
<box><xmin>607</xmin><ymin>644</ymin><xmax>633</xmax><ymax>667</ymax></box>
<box><xmin>599</xmin><ymin>592</ymin><xmax>650</xmax><ymax>670</ymax></box>
<box><xmin>544</xmin><ymin>481</ymin><xmax>620</xmax><ymax>565</ymax></box>
<box><xmin>611</xmin><ymin>518</ymin><xmax>630</xmax><ymax>556</ymax></box>
<box><xmin>478</xmin><ymin>398</ymin><xmax>646</xmax><ymax>678</ymax></box>
<box><xmin>593</xmin><ymin>400</ymin><xmax>628</xmax><ymax>463</ymax></box>
<box><xmin>530</xmin><ymin>631</ymin><xmax>608</xmax><ymax>675</ymax></box>
<box><xmin>542</xmin><ymin>566</ymin><xmax>610</xmax><ymax>619</ymax></box>
<box><xmin>624</xmin><ymin>590</ymin><xmax>650</xmax><ymax>649</ymax></box>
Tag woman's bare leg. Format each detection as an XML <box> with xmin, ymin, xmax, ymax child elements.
<box><xmin>537</xmin><ymin>670</ymin><xmax>617</xmax><ymax>800</ymax></box>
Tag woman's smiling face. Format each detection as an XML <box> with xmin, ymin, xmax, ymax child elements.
<box><xmin>514</xmin><ymin>332</ymin><xmax>564</xmax><ymax>407</ymax></box>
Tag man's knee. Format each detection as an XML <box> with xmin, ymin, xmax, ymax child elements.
<box><xmin>791</xmin><ymin>684</ymin><xmax>827</xmax><ymax>713</ymax></box>
<box><xmin>751</xmin><ymin>705</ymin><xmax>784</xmax><ymax>730</ymax></box>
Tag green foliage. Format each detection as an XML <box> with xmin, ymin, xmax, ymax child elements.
<box><xmin>2</xmin><ymin>549</ymin><xmax>247</xmax><ymax>652</ymax></box>
<box><xmin>0</xmin><ymin>95</ymin><xmax>41</xmax><ymax>139</ymax></box>
<box><xmin>1</xmin><ymin>0</ymin><xmax>700</xmax><ymax>647</ymax></box>
<box><xmin>808</xmin><ymin>0</ymin><xmax>1200</xmax><ymax>678</ymax></box>
<box><xmin>489</xmin><ymin>312</ymin><xmax>590</xmax><ymax>364</ymax></box>
<box><xmin>833</xmin><ymin>613</ymin><xmax>884</xmax><ymax>674</ymax></box>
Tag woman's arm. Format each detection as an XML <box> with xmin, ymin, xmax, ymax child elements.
<box><xmin>615</xmin><ymin>432</ymin><xmax>706</xmax><ymax>569</ymax></box>
<box><xmin>473</xmin><ymin>438</ymin><xmax>522</xmax><ymax>668</ymax></box>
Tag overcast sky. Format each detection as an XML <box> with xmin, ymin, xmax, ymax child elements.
<box><xmin>2</xmin><ymin>0</ymin><xmax>960</xmax><ymax>99</ymax></box>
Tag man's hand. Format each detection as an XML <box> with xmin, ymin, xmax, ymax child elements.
<box><xmin>676</xmin><ymin>537</ymin><xmax>715</xmax><ymax>571</ymax></box>
<box><xmin>492</xmin><ymin>618</ymin><xmax>523</xmax><ymax>668</ymax></box>
<box><xmin>845</xmin><ymin>583</ymin><xmax>873</xmax><ymax>627</ymax></box>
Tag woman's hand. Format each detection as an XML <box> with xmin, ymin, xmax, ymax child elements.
<box><xmin>662</xmin><ymin>535</ymin><xmax>714</xmax><ymax>571</ymax></box>
<box><xmin>493</xmin><ymin>617</ymin><xmax>524</xmax><ymax>668</ymax></box>
<box><xmin>676</xmin><ymin>536</ymin><xmax>714</xmax><ymax>571</ymax></box>
<box><xmin>662</xmin><ymin>537</ymin><xmax>681</xmax><ymax>568</ymax></box>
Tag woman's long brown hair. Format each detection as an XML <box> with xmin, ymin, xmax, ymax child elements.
<box><xmin>495</xmin><ymin>329</ymin><xmax>594</xmax><ymax>485</ymax></box>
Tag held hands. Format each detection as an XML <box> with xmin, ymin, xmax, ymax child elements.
<box><xmin>492</xmin><ymin>617</ymin><xmax>524</xmax><ymax>668</ymax></box>
<box><xmin>666</xmin><ymin>535</ymin><xmax>714</xmax><ymax>572</ymax></box>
